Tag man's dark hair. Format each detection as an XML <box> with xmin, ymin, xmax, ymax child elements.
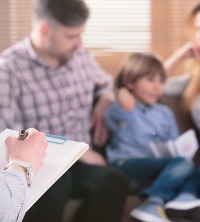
<box><xmin>34</xmin><ymin>0</ymin><xmax>90</xmax><ymax>26</ymax></box>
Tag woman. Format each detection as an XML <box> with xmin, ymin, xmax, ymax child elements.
<box><xmin>165</xmin><ymin>3</ymin><xmax>200</xmax><ymax>130</ymax></box>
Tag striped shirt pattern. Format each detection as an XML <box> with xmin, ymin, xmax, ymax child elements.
<box><xmin>0</xmin><ymin>169</ymin><xmax>27</xmax><ymax>222</ymax></box>
<box><xmin>0</xmin><ymin>37</ymin><xmax>113</xmax><ymax>145</ymax></box>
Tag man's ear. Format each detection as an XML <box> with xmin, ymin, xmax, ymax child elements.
<box><xmin>39</xmin><ymin>22</ymin><xmax>50</xmax><ymax>39</ymax></box>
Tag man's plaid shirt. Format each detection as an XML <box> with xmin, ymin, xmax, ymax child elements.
<box><xmin>0</xmin><ymin>37</ymin><xmax>113</xmax><ymax>145</ymax></box>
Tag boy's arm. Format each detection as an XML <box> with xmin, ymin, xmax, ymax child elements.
<box><xmin>117</xmin><ymin>87</ymin><xmax>135</xmax><ymax>112</ymax></box>
<box><xmin>105</xmin><ymin>90</ymin><xmax>134</xmax><ymax>135</ymax></box>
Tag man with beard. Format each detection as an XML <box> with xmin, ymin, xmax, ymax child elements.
<box><xmin>0</xmin><ymin>0</ymin><xmax>129</xmax><ymax>222</ymax></box>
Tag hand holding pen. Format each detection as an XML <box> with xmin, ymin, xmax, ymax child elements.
<box><xmin>5</xmin><ymin>128</ymin><xmax>48</xmax><ymax>175</ymax></box>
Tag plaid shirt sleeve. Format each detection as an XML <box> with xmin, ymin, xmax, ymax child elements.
<box><xmin>85</xmin><ymin>51</ymin><xmax>114</xmax><ymax>101</ymax></box>
<box><xmin>0</xmin><ymin>58</ymin><xmax>22</xmax><ymax>131</ymax></box>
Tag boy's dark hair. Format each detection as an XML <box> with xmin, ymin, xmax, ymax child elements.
<box><xmin>115</xmin><ymin>52</ymin><xmax>166</xmax><ymax>89</ymax></box>
<box><xmin>34</xmin><ymin>0</ymin><xmax>90</xmax><ymax>26</ymax></box>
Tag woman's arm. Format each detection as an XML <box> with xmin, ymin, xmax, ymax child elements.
<box><xmin>0</xmin><ymin>169</ymin><xmax>27</xmax><ymax>222</ymax></box>
<box><xmin>164</xmin><ymin>42</ymin><xmax>200</xmax><ymax>76</ymax></box>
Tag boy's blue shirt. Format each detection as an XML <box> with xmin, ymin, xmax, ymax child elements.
<box><xmin>105</xmin><ymin>101</ymin><xmax>179</xmax><ymax>163</ymax></box>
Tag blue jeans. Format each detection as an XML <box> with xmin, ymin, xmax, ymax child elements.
<box><xmin>111</xmin><ymin>157</ymin><xmax>197</xmax><ymax>202</ymax></box>
<box><xmin>178</xmin><ymin>167</ymin><xmax>200</xmax><ymax>197</ymax></box>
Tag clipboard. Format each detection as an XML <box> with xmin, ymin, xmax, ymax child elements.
<box><xmin>46</xmin><ymin>133</ymin><xmax>67</xmax><ymax>144</ymax></box>
<box><xmin>0</xmin><ymin>129</ymin><xmax>89</xmax><ymax>211</ymax></box>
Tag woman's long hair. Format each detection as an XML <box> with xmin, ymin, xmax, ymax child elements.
<box><xmin>183</xmin><ymin>3</ymin><xmax>200</xmax><ymax>109</ymax></box>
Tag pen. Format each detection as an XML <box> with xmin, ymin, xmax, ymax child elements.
<box><xmin>19</xmin><ymin>130</ymin><xmax>26</xmax><ymax>141</ymax></box>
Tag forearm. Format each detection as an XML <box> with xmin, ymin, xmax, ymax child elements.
<box><xmin>117</xmin><ymin>88</ymin><xmax>135</xmax><ymax>112</ymax></box>
<box><xmin>164</xmin><ymin>42</ymin><xmax>197</xmax><ymax>76</ymax></box>
<box><xmin>97</xmin><ymin>95</ymin><xmax>113</xmax><ymax>110</ymax></box>
<box><xmin>0</xmin><ymin>168</ymin><xmax>27</xmax><ymax>222</ymax></box>
<box><xmin>164</xmin><ymin>51</ymin><xmax>186</xmax><ymax>76</ymax></box>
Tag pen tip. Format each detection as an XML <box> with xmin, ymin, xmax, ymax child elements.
<box><xmin>21</xmin><ymin>130</ymin><xmax>26</xmax><ymax>134</ymax></box>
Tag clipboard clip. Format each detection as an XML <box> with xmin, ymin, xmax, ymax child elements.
<box><xmin>46</xmin><ymin>133</ymin><xmax>67</xmax><ymax>144</ymax></box>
